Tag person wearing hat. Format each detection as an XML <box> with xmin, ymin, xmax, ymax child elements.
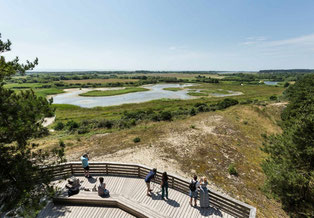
<box><xmin>81</xmin><ymin>153</ymin><xmax>91</xmax><ymax>178</ymax></box>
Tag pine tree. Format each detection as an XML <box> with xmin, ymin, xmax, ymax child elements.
<box><xmin>0</xmin><ymin>33</ymin><xmax>65</xmax><ymax>216</ymax></box>
<box><xmin>262</xmin><ymin>74</ymin><xmax>314</xmax><ymax>217</ymax></box>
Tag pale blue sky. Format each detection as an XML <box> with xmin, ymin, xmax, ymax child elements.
<box><xmin>1</xmin><ymin>0</ymin><xmax>314</xmax><ymax>71</ymax></box>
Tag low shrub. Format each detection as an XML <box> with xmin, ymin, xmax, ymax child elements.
<box><xmin>97</xmin><ymin>119</ymin><xmax>114</xmax><ymax>129</ymax></box>
<box><xmin>54</xmin><ymin>122</ymin><xmax>64</xmax><ymax>131</ymax></box>
<box><xmin>217</xmin><ymin>98</ymin><xmax>239</xmax><ymax>110</ymax></box>
<box><xmin>66</xmin><ymin>120</ymin><xmax>80</xmax><ymax>131</ymax></box>
<box><xmin>269</xmin><ymin>95</ymin><xmax>277</xmax><ymax>100</ymax></box>
<box><xmin>77</xmin><ymin>127</ymin><xmax>89</xmax><ymax>134</ymax></box>
<box><xmin>160</xmin><ymin>111</ymin><xmax>172</xmax><ymax>121</ymax></box>
<box><xmin>228</xmin><ymin>164</ymin><xmax>238</xmax><ymax>176</ymax></box>
<box><xmin>190</xmin><ymin>108</ymin><xmax>197</xmax><ymax>116</ymax></box>
<box><xmin>133</xmin><ymin>137</ymin><xmax>141</xmax><ymax>143</ymax></box>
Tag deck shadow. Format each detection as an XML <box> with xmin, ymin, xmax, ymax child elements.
<box><xmin>196</xmin><ymin>206</ymin><xmax>223</xmax><ymax>217</ymax></box>
<box><xmin>87</xmin><ymin>176</ymin><xmax>97</xmax><ymax>184</ymax></box>
<box><xmin>166</xmin><ymin>198</ymin><xmax>180</xmax><ymax>207</ymax></box>
<box><xmin>150</xmin><ymin>192</ymin><xmax>181</xmax><ymax>207</ymax></box>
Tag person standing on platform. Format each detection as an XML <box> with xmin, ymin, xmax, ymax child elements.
<box><xmin>81</xmin><ymin>153</ymin><xmax>91</xmax><ymax>178</ymax></box>
<box><xmin>199</xmin><ymin>177</ymin><xmax>209</xmax><ymax>208</ymax></box>
<box><xmin>189</xmin><ymin>175</ymin><xmax>199</xmax><ymax>207</ymax></box>
<box><xmin>161</xmin><ymin>172</ymin><xmax>169</xmax><ymax>200</ymax></box>
<box><xmin>145</xmin><ymin>168</ymin><xmax>157</xmax><ymax>196</ymax></box>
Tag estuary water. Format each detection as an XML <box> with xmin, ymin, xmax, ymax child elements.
<box><xmin>264</xmin><ymin>81</ymin><xmax>279</xmax><ymax>85</ymax></box>
<box><xmin>50</xmin><ymin>83</ymin><xmax>242</xmax><ymax>108</ymax></box>
<box><xmin>51</xmin><ymin>84</ymin><xmax>194</xmax><ymax>108</ymax></box>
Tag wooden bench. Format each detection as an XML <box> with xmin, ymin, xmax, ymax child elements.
<box><xmin>53</xmin><ymin>191</ymin><xmax>170</xmax><ymax>218</ymax></box>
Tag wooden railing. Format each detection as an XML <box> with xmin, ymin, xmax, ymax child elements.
<box><xmin>44</xmin><ymin>162</ymin><xmax>256</xmax><ymax>218</ymax></box>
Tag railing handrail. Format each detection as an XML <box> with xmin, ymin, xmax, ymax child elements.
<box><xmin>47</xmin><ymin>161</ymin><xmax>256</xmax><ymax>218</ymax></box>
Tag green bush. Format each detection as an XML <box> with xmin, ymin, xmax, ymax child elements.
<box><xmin>133</xmin><ymin>137</ymin><xmax>141</xmax><ymax>143</ymax></box>
<box><xmin>97</xmin><ymin>119</ymin><xmax>114</xmax><ymax>129</ymax></box>
<box><xmin>77</xmin><ymin>127</ymin><xmax>89</xmax><ymax>134</ymax></box>
<box><xmin>54</xmin><ymin>122</ymin><xmax>64</xmax><ymax>131</ymax></box>
<box><xmin>160</xmin><ymin>111</ymin><xmax>172</xmax><ymax>121</ymax></box>
<box><xmin>190</xmin><ymin>108</ymin><xmax>196</xmax><ymax>116</ymax></box>
<box><xmin>151</xmin><ymin>113</ymin><xmax>161</xmax><ymax>122</ymax></box>
<box><xmin>66</xmin><ymin>120</ymin><xmax>80</xmax><ymax>131</ymax></box>
<box><xmin>217</xmin><ymin>98</ymin><xmax>239</xmax><ymax>110</ymax></box>
<box><xmin>269</xmin><ymin>95</ymin><xmax>277</xmax><ymax>100</ymax></box>
<box><xmin>228</xmin><ymin>164</ymin><xmax>238</xmax><ymax>176</ymax></box>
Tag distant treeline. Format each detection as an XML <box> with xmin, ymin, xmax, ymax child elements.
<box><xmin>29</xmin><ymin>70</ymin><xmax>223</xmax><ymax>75</ymax></box>
<box><xmin>259</xmin><ymin>69</ymin><xmax>314</xmax><ymax>74</ymax></box>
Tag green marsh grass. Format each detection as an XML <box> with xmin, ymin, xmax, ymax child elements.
<box><xmin>79</xmin><ymin>87</ymin><xmax>149</xmax><ymax>97</ymax></box>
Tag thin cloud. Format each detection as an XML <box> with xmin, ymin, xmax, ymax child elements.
<box><xmin>241</xmin><ymin>34</ymin><xmax>314</xmax><ymax>48</ymax></box>
<box><xmin>241</xmin><ymin>36</ymin><xmax>267</xmax><ymax>45</ymax></box>
<box><xmin>266</xmin><ymin>34</ymin><xmax>314</xmax><ymax>47</ymax></box>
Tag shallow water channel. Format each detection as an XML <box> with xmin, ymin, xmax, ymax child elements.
<box><xmin>51</xmin><ymin>83</ymin><xmax>242</xmax><ymax>108</ymax></box>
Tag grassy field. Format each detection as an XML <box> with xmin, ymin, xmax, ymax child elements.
<box><xmin>163</xmin><ymin>87</ymin><xmax>183</xmax><ymax>91</ymax></box>
<box><xmin>187</xmin><ymin>91</ymin><xmax>208</xmax><ymax>96</ymax></box>
<box><xmin>4</xmin><ymin>83</ymin><xmax>43</xmax><ymax>89</ymax></box>
<box><xmin>79</xmin><ymin>87</ymin><xmax>149</xmax><ymax>97</ymax></box>
<box><xmin>122</xmin><ymin>73</ymin><xmax>225</xmax><ymax>80</ymax></box>
<box><xmin>188</xmin><ymin>89</ymin><xmax>231</xmax><ymax>96</ymax></box>
<box><xmin>3</xmin><ymin>83</ymin><xmax>64</xmax><ymax>98</ymax></box>
<box><xmin>62</xmin><ymin>78</ymin><xmax>138</xmax><ymax>84</ymax></box>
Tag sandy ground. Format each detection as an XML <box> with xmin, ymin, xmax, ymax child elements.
<box><xmin>93</xmin><ymin>145</ymin><xmax>186</xmax><ymax>176</ymax></box>
<box><xmin>88</xmin><ymin>114</ymin><xmax>227</xmax><ymax>192</ymax></box>
<box><xmin>42</xmin><ymin>116</ymin><xmax>56</xmax><ymax>127</ymax></box>
<box><xmin>92</xmin><ymin>145</ymin><xmax>221</xmax><ymax>192</ymax></box>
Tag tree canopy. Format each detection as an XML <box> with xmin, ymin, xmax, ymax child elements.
<box><xmin>262</xmin><ymin>74</ymin><xmax>314</xmax><ymax>217</ymax></box>
<box><xmin>0</xmin><ymin>33</ymin><xmax>64</xmax><ymax>216</ymax></box>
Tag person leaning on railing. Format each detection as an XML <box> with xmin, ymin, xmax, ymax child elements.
<box><xmin>145</xmin><ymin>168</ymin><xmax>157</xmax><ymax>196</ymax></box>
<box><xmin>189</xmin><ymin>175</ymin><xmax>200</xmax><ymax>207</ymax></box>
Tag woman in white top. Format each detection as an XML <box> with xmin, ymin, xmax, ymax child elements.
<box><xmin>199</xmin><ymin>177</ymin><xmax>209</xmax><ymax>208</ymax></box>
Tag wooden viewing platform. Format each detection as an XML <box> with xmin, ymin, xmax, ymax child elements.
<box><xmin>40</xmin><ymin>162</ymin><xmax>256</xmax><ymax>218</ymax></box>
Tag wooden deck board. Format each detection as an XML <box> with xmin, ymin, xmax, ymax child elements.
<box><xmin>51</xmin><ymin>176</ymin><xmax>233</xmax><ymax>218</ymax></box>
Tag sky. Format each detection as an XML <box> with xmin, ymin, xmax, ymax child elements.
<box><xmin>1</xmin><ymin>0</ymin><xmax>314</xmax><ymax>71</ymax></box>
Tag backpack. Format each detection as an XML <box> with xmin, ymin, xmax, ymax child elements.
<box><xmin>189</xmin><ymin>180</ymin><xmax>197</xmax><ymax>192</ymax></box>
<box><xmin>68</xmin><ymin>187</ymin><xmax>79</xmax><ymax>197</ymax></box>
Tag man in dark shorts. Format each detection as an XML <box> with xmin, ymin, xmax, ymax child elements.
<box><xmin>81</xmin><ymin>153</ymin><xmax>91</xmax><ymax>178</ymax></box>
<box><xmin>189</xmin><ymin>175</ymin><xmax>199</xmax><ymax>207</ymax></box>
<box><xmin>145</xmin><ymin>168</ymin><xmax>157</xmax><ymax>196</ymax></box>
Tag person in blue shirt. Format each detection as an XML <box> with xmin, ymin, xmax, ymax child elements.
<box><xmin>145</xmin><ymin>168</ymin><xmax>157</xmax><ymax>196</ymax></box>
<box><xmin>81</xmin><ymin>153</ymin><xmax>91</xmax><ymax>178</ymax></box>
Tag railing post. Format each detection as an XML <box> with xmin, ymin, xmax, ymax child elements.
<box><xmin>138</xmin><ymin>166</ymin><xmax>140</xmax><ymax>178</ymax></box>
<box><xmin>172</xmin><ymin>177</ymin><xmax>174</xmax><ymax>188</ymax></box>
<box><xmin>70</xmin><ymin>163</ymin><xmax>73</xmax><ymax>175</ymax></box>
<box><xmin>106</xmin><ymin>163</ymin><xmax>108</xmax><ymax>175</ymax></box>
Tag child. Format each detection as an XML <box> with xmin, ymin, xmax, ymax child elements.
<box><xmin>98</xmin><ymin>177</ymin><xmax>109</xmax><ymax>197</ymax></box>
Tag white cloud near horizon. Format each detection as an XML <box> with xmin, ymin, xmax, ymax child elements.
<box><xmin>241</xmin><ymin>34</ymin><xmax>314</xmax><ymax>48</ymax></box>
